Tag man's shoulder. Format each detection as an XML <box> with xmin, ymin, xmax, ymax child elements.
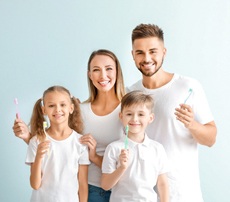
<box><xmin>126</xmin><ymin>79</ymin><xmax>142</xmax><ymax>92</ymax></box>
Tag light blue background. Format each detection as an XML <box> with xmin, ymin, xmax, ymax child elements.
<box><xmin>1</xmin><ymin>1</ymin><xmax>229</xmax><ymax>201</ymax></box>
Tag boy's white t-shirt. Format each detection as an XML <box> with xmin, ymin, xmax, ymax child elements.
<box><xmin>25</xmin><ymin>130</ymin><xmax>90</xmax><ymax>202</ymax></box>
<box><xmin>102</xmin><ymin>134</ymin><xmax>169</xmax><ymax>202</ymax></box>
<box><xmin>127</xmin><ymin>73</ymin><xmax>214</xmax><ymax>202</ymax></box>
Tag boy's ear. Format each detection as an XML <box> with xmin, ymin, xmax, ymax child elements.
<box><xmin>119</xmin><ymin>112</ymin><xmax>123</xmax><ymax>120</ymax></box>
<box><xmin>149</xmin><ymin>113</ymin><xmax>155</xmax><ymax>123</ymax></box>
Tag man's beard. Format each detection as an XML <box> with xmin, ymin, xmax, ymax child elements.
<box><xmin>138</xmin><ymin>58</ymin><xmax>164</xmax><ymax>77</ymax></box>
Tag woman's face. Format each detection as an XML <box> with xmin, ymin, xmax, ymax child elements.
<box><xmin>88</xmin><ymin>55</ymin><xmax>117</xmax><ymax>93</ymax></box>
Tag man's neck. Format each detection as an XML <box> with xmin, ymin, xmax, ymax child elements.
<box><xmin>142</xmin><ymin>70</ymin><xmax>174</xmax><ymax>89</ymax></box>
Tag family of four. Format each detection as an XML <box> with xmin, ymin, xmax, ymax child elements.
<box><xmin>13</xmin><ymin>23</ymin><xmax>217</xmax><ymax>202</ymax></box>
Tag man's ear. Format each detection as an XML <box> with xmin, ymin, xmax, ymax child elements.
<box><xmin>131</xmin><ymin>50</ymin><xmax>135</xmax><ymax>60</ymax></box>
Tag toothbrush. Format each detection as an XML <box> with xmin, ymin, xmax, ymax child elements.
<box><xmin>43</xmin><ymin>121</ymin><xmax>50</xmax><ymax>156</ymax></box>
<box><xmin>184</xmin><ymin>88</ymin><xmax>193</xmax><ymax>104</ymax></box>
<box><xmin>14</xmin><ymin>98</ymin><xmax>20</xmax><ymax>118</ymax></box>
<box><xmin>124</xmin><ymin>125</ymin><xmax>129</xmax><ymax>149</ymax></box>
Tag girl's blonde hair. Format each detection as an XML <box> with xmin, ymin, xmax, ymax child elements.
<box><xmin>29</xmin><ymin>86</ymin><xmax>83</xmax><ymax>141</ymax></box>
<box><xmin>85</xmin><ymin>49</ymin><xmax>126</xmax><ymax>102</ymax></box>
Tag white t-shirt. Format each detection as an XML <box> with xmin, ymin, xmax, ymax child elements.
<box><xmin>80</xmin><ymin>102</ymin><xmax>123</xmax><ymax>187</ymax></box>
<box><xmin>25</xmin><ymin>130</ymin><xmax>90</xmax><ymax>202</ymax></box>
<box><xmin>127</xmin><ymin>73</ymin><xmax>214</xmax><ymax>202</ymax></box>
<box><xmin>102</xmin><ymin>134</ymin><xmax>169</xmax><ymax>202</ymax></box>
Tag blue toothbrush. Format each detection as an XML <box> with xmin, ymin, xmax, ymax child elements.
<box><xmin>184</xmin><ymin>88</ymin><xmax>193</xmax><ymax>104</ymax></box>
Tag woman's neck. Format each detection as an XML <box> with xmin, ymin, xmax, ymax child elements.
<box><xmin>91</xmin><ymin>90</ymin><xmax>120</xmax><ymax>116</ymax></box>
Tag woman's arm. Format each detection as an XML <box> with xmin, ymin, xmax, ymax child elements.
<box><xmin>78</xmin><ymin>165</ymin><xmax>89</xmax><ymax>202</ymax></box>
<box><xmin>79</xmin><ymin>134</ymin><xmax>103</xmax><ymax>168</ymax></box>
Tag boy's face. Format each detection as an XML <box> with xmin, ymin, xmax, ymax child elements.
<box><xmin>119</xmin><ymin>104</ymin><xmax>154</xmax><ymax>135</ymax></box>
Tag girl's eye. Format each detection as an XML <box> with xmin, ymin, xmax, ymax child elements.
<box><xmin>48</xmin><ymin>105</ymin><xmax>54</xmax><ymax>108</ymax></box>
<box><xmin>92</xmin><ymin>69</ymin><xmax>100</xmax><ymax>72</ymax></box>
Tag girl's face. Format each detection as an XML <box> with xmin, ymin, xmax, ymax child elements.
<box><xmin>119</xmin><ymin>104</ymin><xmax>154</xmax><ymax>136</ymax></box>
<box><xmin>88</xmin><ymin>55</ymin><xmax>117</xmax><ymax>93</ymax></box>
<box><xmin>42</xmin><ymin>91</ymin><xmax>73</xmax><ymax>126</ymax></box>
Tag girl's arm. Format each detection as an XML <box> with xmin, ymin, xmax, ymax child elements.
<box><xmin>30</xmin><ymin>141</ymin><xmax>50</xmax><ymax>190</ymax></box>
<box><xmin>101</xmin><ymin>149</ymin><xmax>128</xmax><ymax>190</ymax></box>
<box><xmin>157</xmin><ymin>173</ymin><xmax>169</xmax><ymax>202</ymax></box>
<box><xmin>78</xmin><ymin>165</ymin><xmax>89</xmax><ymax>202</ymax></box>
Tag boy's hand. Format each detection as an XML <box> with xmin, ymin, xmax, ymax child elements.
<box><xmin>119</xmin><ymin>149</ymin><xmax>129</xmax><ymax>169</ymax></box>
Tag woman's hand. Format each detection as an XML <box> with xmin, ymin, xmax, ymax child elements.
<box><xmin>12</xmin><ymin>118</ymin><xmax>30</xmax><ymax>144</ymax></box>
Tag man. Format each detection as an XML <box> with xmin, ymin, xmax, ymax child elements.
<box><xmin>127</xmin><ymin>23</ymin><xmax>217</xmax><ymax>202</ymax></box>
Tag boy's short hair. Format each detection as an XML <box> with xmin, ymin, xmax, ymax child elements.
<box><xmin>121</xmin><ymin>90</ymin><xmax>154</xmax><ymax>112</ymax></box>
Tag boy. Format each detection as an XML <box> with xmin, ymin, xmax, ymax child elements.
<box><xmin>101</xmin><ymin>90</ymin><xmax>169</xmax><ymax>202</ymax></box>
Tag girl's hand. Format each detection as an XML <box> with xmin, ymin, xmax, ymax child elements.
<box><xmin>119</xmin><ymin>149</ymin><xmax>129</xmax><ymax>169</ymax></box>
<box><xmin>175</xmin><ymin>104</ymin><xmax>195</xmax><ymax>129</ymax></box>
<box><xmin>36</xmin><ymin>140</ymin><xmax>50</xmax><ymax>159</ymax></box>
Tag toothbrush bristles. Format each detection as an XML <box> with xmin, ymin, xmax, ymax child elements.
<box><xmin>14</xmin><ymin>98</ymin><xmax>18</xmax><ymax>105</ymax></box>
<box><xmin>43</xmin><ymin>121</ymin><xmax>48</xmax><ymax>129</ymax></box>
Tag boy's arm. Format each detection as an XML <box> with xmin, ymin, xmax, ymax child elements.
<box><xmin>101</xmin><ymin>166</ymin><xmax>126</xmax><ymax>190</ymax></box>
<box><xmin>157</xmin><ymin>173</ymin><xmax>169</xmax><ymax>202</ymax></box>
<box><xmin>101</xmin><ymin>149</ymin><xmax>128</xmax><ymax>190</ymax></box>
<box><xmin>78</xmin><ymin>165</ymin><xmax>88</xmax><ymax>202</ymax></box>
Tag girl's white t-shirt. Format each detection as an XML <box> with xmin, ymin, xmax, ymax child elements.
<box><xmin>25</xmin><ymin>130</ymin><xmax>90</xmax><ymax>202</ymax></box>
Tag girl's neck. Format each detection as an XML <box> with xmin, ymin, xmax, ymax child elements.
<box><xmin>47</xmin><ymin>124</ymin><xmax>72</xmax><ymax>140</ymax></box>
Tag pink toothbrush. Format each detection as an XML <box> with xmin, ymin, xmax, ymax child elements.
<box><xmin>14</xmin><ymin>98</ymin><xmax>20</xmax><ymax>118</ymax></box>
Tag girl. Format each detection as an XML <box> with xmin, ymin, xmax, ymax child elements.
<box><xmin>26</xmin><ymin>86</ymin><xmax>90</xmax><ymax>202</ymax></box>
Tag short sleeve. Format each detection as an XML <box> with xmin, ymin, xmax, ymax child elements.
<box><xmin>25</xmin><ymin>136</ymin><xmax>39</xmax><ymax>165</ymax></box>
<box><xmin>102</xmin><ymin>144</ymin><xmax>118</xmax><ymax>174</ymax></box>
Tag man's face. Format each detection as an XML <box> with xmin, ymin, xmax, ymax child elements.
<box><xmin>132</xmin><ymin>37</ymin><xmax>166</xmax><ymax>77</ymax></box>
